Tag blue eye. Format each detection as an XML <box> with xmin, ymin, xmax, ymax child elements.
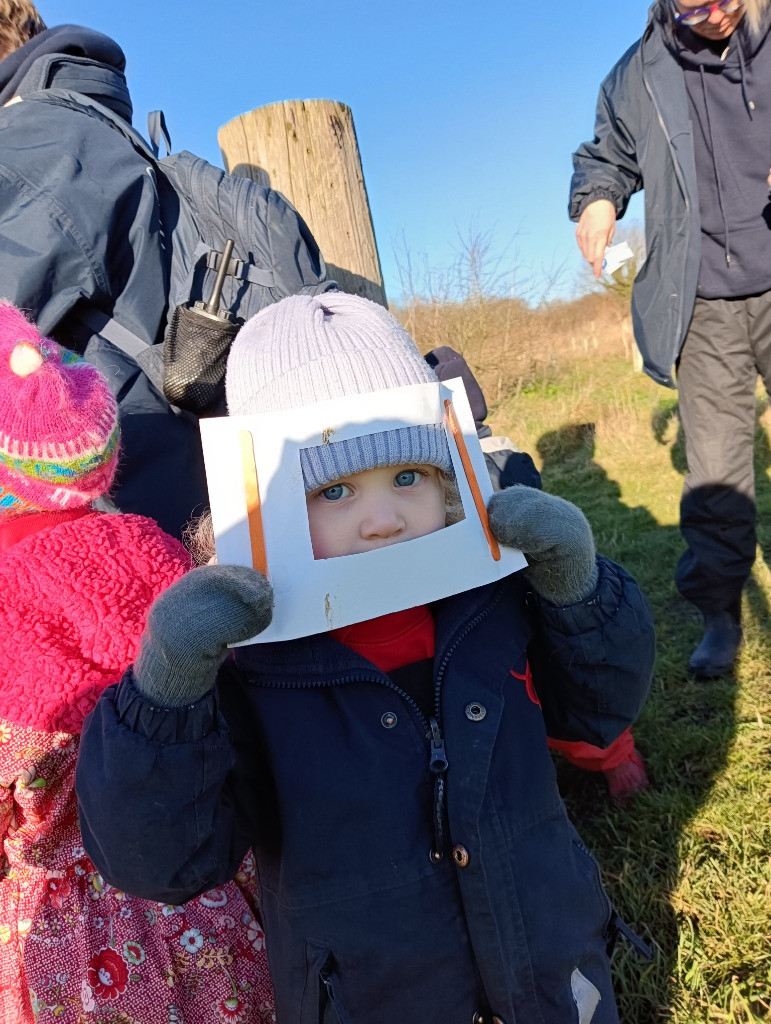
<box><xmin>320</xmin><ymin>483</ymin><xmax>350</xmax><ymax>501</ymax></box>
<box><xmin>394</xmin><ymin>469</ymin><xmax>419</xmax><ymax>487</ymax></box>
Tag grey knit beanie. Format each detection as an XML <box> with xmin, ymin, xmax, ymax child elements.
<box><xmin>225</xmin><ymin>292</ymin><xmax>452</xmax><ymax>490</ymax></box>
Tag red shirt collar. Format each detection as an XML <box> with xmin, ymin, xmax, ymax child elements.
<box><xmin>331</xmin><ymin>605</ymin><xmax>435</xmax><ymax>674</ymax></box>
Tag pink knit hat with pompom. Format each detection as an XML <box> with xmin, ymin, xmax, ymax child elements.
<box><xmin>0</xmin><ymin>303</ymin><xmax>119</xmax><ymax>514</ymax></box>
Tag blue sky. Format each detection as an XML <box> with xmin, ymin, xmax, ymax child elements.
<box><xmin>41</xmin><ymin>0</ymin><xmax>649</xmax><ymax>303</ymax></box>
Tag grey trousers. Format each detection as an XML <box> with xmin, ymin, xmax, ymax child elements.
<box><xmin>675</xmin><ymin>292</ymin><xmax>771</xmax><ymax>616</ymax></box>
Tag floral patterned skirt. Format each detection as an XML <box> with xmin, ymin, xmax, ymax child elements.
<box><xmin>0</xmin><ymin>850</ymin><xmax>275</xmax><ymax>1024</ymax></box>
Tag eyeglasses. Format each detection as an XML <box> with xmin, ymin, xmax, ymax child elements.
<box><xmin>672</xmin><ymin>0</ymin><xmax>745</xmax><ymax>26</ymax></box>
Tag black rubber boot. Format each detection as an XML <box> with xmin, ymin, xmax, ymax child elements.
<box><xmin>688</xmin><ymin>611</ymin><xmax>743</xmax><ymax>679</ymax></box>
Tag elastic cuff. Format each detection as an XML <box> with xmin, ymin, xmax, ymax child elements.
<box><xmin>115</xmin><ymin>671</ymin><xmax>222</xmax><ymax>744</ymax></box>
<box><xmin>534</xmin><ymin>556</ymin><xmax>622</xmax><ymax>634</ymax></box>
<box><xmin>526</xmin><ymin>556</ymin><xmax>599</xmax><ymax>608</ymax></box>
<box><xmin>574</xmin><ymin>189</ymin><xmax>619</xmax><ymax>219</ymax></box>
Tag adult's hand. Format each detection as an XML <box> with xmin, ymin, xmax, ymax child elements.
<box><xmin>576</xmin><ymin>199</ymin><xmax>617</xmax><ymax>278</ymax></box>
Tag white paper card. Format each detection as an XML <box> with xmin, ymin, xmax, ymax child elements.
<box><xmin>602</xmin><ymin>240</ymin><xmax>634</xmax><ymax>276</ymax></box>
<box><xmin>200</xmin><ymin>378</ymin><xmax>526</xmax><ymax>644</ymax></box>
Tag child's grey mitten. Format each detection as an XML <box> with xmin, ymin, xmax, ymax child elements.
<box><xmin>487</xmin><ymin>485</ymin><xmax>599</xmax><ymax>605</ymax></box>
<box><xmin>134</xmin><ymin>564</ymin><xmax>274</xmax><ymax>707</ymax></box>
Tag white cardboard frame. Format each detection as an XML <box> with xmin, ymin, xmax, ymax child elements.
<box><xmin>200</xmin><ymin>378</ymin><xmax>526</xmax><ymax>644</ymax></box>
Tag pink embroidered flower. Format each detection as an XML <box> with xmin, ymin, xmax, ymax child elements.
<box><xmin>199</xmin><ymin>888</ymin><xmax>228</xmax><ymax>909</ymax></box>
<box><xmin>86</xmin><ymin>948</ymin><xmax>129</xmax><ymax>1000</ymax></box>
<box><xmin>122</xmin><ymin>939</ymin><xmax>146</xmax><ymax>966</ymax></box>
<box><xmin>245</xmin><ymin>915</ymin><xmax>265</xmax><ymax>951</ymax></box>
<box><xmin>52</xmin><ymin>732</ymin><xmax>76</xmax><ymax>752</ymax></box>
<box><xmin>218</xmin><ymin>996</ymin><xmax>247</xmax><ymax>1022</ymax></box>
<box><xmin>80</xmin><ymin>979</ymin><xmax>96</xmax><ymax>1012</ymax></box>
<box><xmin>45</xmin><ymin>873</ymin><xmax>72</xmax><ymax>910</ymax></box>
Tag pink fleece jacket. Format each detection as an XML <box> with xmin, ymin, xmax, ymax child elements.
<box><xmin>0</xmin><ymin>513</ymin><xmax>276</xmax><ymax>1024</ymax></box>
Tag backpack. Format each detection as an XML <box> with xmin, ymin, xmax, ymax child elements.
<box><xmin>39</xmin><ymin>90</ymin><xmax>335</xmax><ymax>415</ymax></box>
<box><xmin>7</xmin><ymin>88</ymin><xmax>335</xmax><ymax>537</ymax></box>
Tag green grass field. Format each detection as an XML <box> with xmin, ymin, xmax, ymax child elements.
<box><xmin>490</xmin><ymin>356</ymin><xmax>771</xmax><ymax>1023</ymax></box>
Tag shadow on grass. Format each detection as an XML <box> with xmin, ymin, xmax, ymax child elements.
<box><xmin>535</xmin><ymin>421</ymin><xmax>743</xmax><ymax>1023</ymax></box>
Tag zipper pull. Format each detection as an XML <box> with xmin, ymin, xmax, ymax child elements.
<box><xmin>428</xmin><ymin>717</ymin><xmax>448</xmax><ymax>772</ymax></box>
<box><xmin>428</xmin><ymin>716</ymin><xmax>449</xmax><ymax>860</ymax></box>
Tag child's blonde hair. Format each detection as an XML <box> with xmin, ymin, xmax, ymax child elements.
<box><xmin>186</xmin><ymin>470</ymin><xmax>464</xmax><ymax>567</ymax></box>
<box><xmin>0</xmin><ymin>1</ymin><xmax>46</xmax><ymax>62</ymax></box>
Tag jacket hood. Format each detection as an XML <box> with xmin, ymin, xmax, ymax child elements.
<box><xmin>0</xmin><ymin>24</ymin><xmax>131</xmax><ymax>121</ymax></box>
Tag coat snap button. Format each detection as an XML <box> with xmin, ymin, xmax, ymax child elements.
<box><xmin>465</xmin><ymin>702</ymin><xmax>487</xmax><ymax>721</ymax></box>
<box><xmin>452</xmin><ymin>844</ymin><xmax>470</xmax><ymax>867</ymax></box>
<box><xmin>492</xmin><ymin>1017</ymin><xmax>506</xmax><ymax>1024</ymax></box>
<box><xmin>472</xmin><ymin>1014</ymin><xmax>486</xmax><ymax>1024</ymax></box>
<box><xmin>381</xmin><ymin>712</ymin><xmax>397</xmax><ymax>729</ymax></box>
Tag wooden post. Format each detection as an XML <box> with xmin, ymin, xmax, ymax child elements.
<box><xmin>218</xmin><ymin>99</ymin><xmax>387</xmax><ymax>307</ymax></box>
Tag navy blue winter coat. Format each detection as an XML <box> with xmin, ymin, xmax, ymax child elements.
<box><xmin>77</xmin><ymin>557</ymin><xmax>655</xmax><ymax>1024</ymax></box>
<box><xmin>0</xmin><ymin>27</ymin><xmax>333</xmax><ymax>539</ymax></box>
<box><xmin>0</xmin><ymin>27</ymin><xmax>206</xmax><ymax>538</ymax></box>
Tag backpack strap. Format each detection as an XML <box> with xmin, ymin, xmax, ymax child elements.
<box><xmin>197</xmin><ymin>243</ymin><xmax>276</xmax><ymax>289</ymax></box>
<box><xmin>147</xmin><ymin>109</ymin><xmax>172</xmax><ymax>159</ymax></box>
<box><xmin>76</xmin><ymin>307</ymin><xmax>165</xmax><ymax>392</ymax></box>
<box><xmin>77</xmin><ymin>306</ymin><xmax>151</xmax><ymax>358</ymax></box>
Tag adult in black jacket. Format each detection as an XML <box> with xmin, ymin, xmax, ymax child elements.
<box><xmin>0</xmin><ymin>22</ymin><xmax>334</xmax><ymax>539</ymax></box>
<box><xmin>0</xmin><ymin>24</ymin><xmax>208</xmax><ymax>538</ymax></box>
<box><xmin>570</xmin><ymin>0</ymin><xmax>771</xmax><ymax>677</ymax></box>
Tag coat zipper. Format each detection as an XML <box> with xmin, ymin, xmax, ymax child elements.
<box><xmin>250</xmin><ymin>586</ymin><xmax>506</xmax><ymax>861</ymax></box>
<box><xmin>427</xmin><ymin>587</ymin><xmax>506</xmax><ymax>859</ymax></box>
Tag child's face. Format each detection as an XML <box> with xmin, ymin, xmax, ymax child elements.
<box><xmin>306</xmin><ymin>464</ymin><xmax>447</xmax><ymax>559</ymax></box>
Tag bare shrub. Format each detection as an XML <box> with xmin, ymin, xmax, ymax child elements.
<box><xmin>394</xmin><ymin>276</ymin><xmax>632</xmax><ymax>411</ymax></box>
<box><xmin>393</xmin><ymin>225</ymin><xmax>638</xmax><ymax>408</ymax></box>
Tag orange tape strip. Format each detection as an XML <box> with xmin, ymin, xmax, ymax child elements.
<box><xmin>239</xmin><ymin>429</ymin><xmax>268</xmax><ymax>577</ymax></box>
<box><xmin>443</xmin><ymin>398</ymin><xmax>500</xmax><ymax>562</ymax></box>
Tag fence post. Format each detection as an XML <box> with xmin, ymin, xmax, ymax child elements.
<box><xmin>218</xmin><ymin>99</ymin><xmax>387</xmax><ymax>307</ymax></box>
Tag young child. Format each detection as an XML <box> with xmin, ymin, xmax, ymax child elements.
<box><xmin>0</xmin><ymin>304</ymin><xmax>274</xmax><ymax>1022</ymax></box>
<box><xmin>77</xmin><ymin>292</ymin><xmax>655</xmax><ymax>1024</ymax></box>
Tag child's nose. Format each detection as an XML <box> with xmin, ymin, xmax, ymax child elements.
<box><xmin>360</xmin><ymin>501</ymin><xmax>405</xmax><ymax>541</ymax></box>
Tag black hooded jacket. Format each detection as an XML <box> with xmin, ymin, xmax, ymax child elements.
<box><xmin>668</xmin><ymin>13</ymin><xmax>771</xmax><ymax>297</ymax></box>
<box><xmin>0</xmin><ymin>25</ymin><xmax>207</xmax><ymax>538</ymax></box>
<box><xmin>570</xmin><ymin>2</ymin><xmax>771</xmax><ymax>385</ymax></box>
